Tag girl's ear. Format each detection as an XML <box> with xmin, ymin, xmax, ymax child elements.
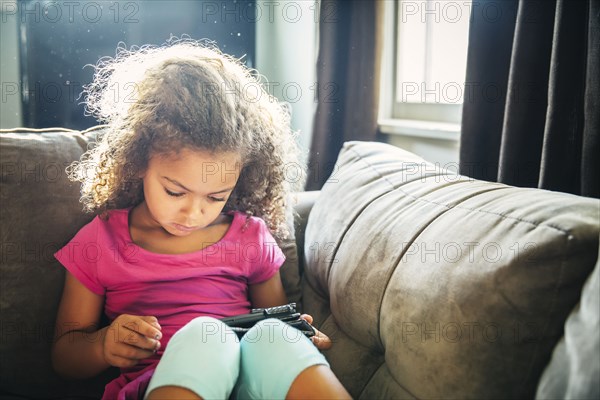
<box><xmin>136</xmin><ymin>165</ymin><xmax>148</xmax><ymax>179</ymax></box>
<box><xmin>137</xmin><ymin>159</ymin><xmax>150</xmax><ymax>179</ymax></box>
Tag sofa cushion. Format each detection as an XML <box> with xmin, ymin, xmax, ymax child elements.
<box><xmin>304</xmin><ymin>141</ymin><xmax>600</xmax><ymax>399</ymax></box>
<box><xmin>0</xmin><ymin>127</ymin><xmax>114</xmax><ymax>398</ymax></box>
<box><xmin>0</xmin><ymin>127</ymin><xmax>302</xmax><ymax>398</ymax></box>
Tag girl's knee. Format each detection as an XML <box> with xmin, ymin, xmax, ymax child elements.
<box><xmin>235</xmin><ymin>319</ymin><xmax>329</xmax><ymax>399</ymax></box>
<box><xmin>146</xmin><ymin>317</ymin><xmax>241</xmax><ymax>400</ymax></box>
<box><xmin>241</xmin><ymin>318</ymin><xmax>306</xmax><ymax>353</ymax></box>
<box><xmin>171</xmin><ymin>316</ymin><xmax>239</xmax><ymax>347</ymax></box>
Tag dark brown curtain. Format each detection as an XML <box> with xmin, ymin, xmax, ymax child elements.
<box><xmin>306</xmin><ymin>0</ymin><xmax>384</xmax><ymax>190</ymax></box>
<box><xmin>460</xmin><ymin>0</ymin><xmax>599</xmax><ymax>198</ymax></box>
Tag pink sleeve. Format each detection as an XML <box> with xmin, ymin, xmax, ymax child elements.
<box><xmin>54</xmin><ymin>217</ymin><xmax>105</xmax><ymax>295</ymax></box>
<box><xmin>247</xmin><ymin>219</ymin><xmax>286</xmax><ymax>285</ymax></box>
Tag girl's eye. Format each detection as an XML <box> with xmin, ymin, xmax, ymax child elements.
<box><xmin>164</xmin><ymin>187</ymin><xmax>225</xmax><ymax>201</ymax></box>
<box><xmin>164</xmin><ymin>188</ymin><xmax>185</xmax><ymax>197</ymax></box>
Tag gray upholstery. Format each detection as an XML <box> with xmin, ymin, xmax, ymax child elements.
<box><xmin>1</xmin><ymin>131</ymin><xmax>598</xmax><ymax>399</ymax></box>
<box><xmin>0</xmin><ymin>127</ymin><xmax>114</xmax><ymax>398</ymax></box>
<box><xmin>303</xmin><ymin>141</ymin><xmax>600</xmax><ymax>399</ymax></box>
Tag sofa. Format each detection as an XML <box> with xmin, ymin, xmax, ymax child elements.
<box><xmin>1</xmin><ymin>127</ymin><xmax>598</xmax><ymax>400</ymax></box>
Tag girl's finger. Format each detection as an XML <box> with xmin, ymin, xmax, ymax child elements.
<box><xmin>140</xmin><ymin>315</ymin><xmax>162</xmax><ymax>334</ymax></box>
<box><xmin>123</xmin><ymin>316</ymin><xmax>162</xmax><ymax>341</ymax></box>
<box><xmin>311</xmin><ymin>329</ymin><xmax>333</xmax><ymax>350</ymax></box>
<box><xmin>300</xmin><ymin>314</ymin><xmax>314</xmax><ymax>324</ymax></box>
<box><xmin>119</xmin><ymin>323</ymin><xmax>161</xmax><ymax>351</ymax></box>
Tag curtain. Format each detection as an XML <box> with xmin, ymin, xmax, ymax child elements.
<box><xmin>460</xmin><ymin>0</ymin><xmax>599</xmax><ymax>198</ymax></box>
<box><xmin>306</xmin><ymin>0</ymin><xmax>384</xmax><ymax>190</ymax></box>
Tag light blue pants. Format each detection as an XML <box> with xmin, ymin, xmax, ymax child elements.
<box><xmin>144</xmin><ymin>317</ymin><xmax>329</xmax><ymax>399</ymax></box>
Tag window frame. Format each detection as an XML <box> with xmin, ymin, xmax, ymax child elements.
<box><xmin>379</xmin><ymin>0</ymin><xmax>466</xmax><ymax>142</ymax></box>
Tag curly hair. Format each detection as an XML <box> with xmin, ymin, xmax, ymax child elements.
<box><xmin>69</xmin><ymin>38</ymin><xmax>304</xmax><ymax>239</ymax></box>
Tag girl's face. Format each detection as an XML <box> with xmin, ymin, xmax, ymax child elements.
<box><xmin>140</xmin><ymin>149</ymin><xmax>242</xmax><ymax>236</ymax></box>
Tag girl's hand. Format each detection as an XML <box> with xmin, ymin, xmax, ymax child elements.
<box><xmin>103</xmin><ymin>314</ymin><xmax>162</xmax><ymax>368</ymax></box>
<box><xmin>300</xmin><ymin>314</ymin><xmax>333</xmax><ymax>350</ymax></box>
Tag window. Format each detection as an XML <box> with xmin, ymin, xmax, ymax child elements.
<box><xmin>7</xmin><ymin>0</ymin><xmax>256</xmax><ymax>129</ymax></box>
<box><xmin>379</xmin><ymin>0</ymin><xmax>472</xmax><ymax>141</ymax></box>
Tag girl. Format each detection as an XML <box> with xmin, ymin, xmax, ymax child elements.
<box><xmin>51</xmin><ymin>39</ymin><xmax>350</xmax><ymax>400</ymax></box>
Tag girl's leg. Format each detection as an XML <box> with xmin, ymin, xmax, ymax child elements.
<box><xmin>286</xmin><ymin>364</ymin><xmax>351</xmax><ymax>399</ymax></box>
<box><xmin>234</xmin><ymin>318</ymin><xmax>351</xmax><ymax>399</ymax></box>
<box><xmin>145</xmin><ymin>316</ymin><xmax>240</xmax><ymax>400</ymax></box>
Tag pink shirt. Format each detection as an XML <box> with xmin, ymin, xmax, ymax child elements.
<box><xmin>54</xmin><ymin>209</ymin><xmax>285</xmax><ymax>398</ymax></box>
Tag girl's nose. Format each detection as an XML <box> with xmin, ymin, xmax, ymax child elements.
<box><xmin>183</xmin><ymin>198</ymin><xmax>204</xmax><ymax>223</ymax></box>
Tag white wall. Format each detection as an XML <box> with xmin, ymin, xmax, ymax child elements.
<box><xmin>0</xmin><ymin>0</ymin><xmax>23</xmax><ymax>128</ymax></box>
<box><xmin>255</xmin><ymin>0</ymin><xmax>317</xmax><ymax>162</ymax></box>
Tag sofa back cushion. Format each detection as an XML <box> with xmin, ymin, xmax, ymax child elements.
<box><xmin>0</xmin><ymin>128</ymin><xmax>113</xmax><ymax>398</ymax></box>
<box><xmin>303</xmin><ymin>141</ymin><xmax>600</xmax><ymax>399</ymax></box>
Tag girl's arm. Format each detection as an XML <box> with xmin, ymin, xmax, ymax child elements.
<box><xmin>52</xmin><ymin>272</ymin><xmax>163</xmax><ymax>379</ymax></box>
<box><xmin>248</xmin><ymin>271</ymin><xmax>288</xmax><ymax>309</ymax></box>
<box><xmin>51</xmin><ymin>271</ymin><xmax>110</xmax><ymax>379</ymax></box>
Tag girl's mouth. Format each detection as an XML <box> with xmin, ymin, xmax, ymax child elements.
<box><xmin>172</xmin><ymin>223</ymin><xmax>198</xmax><ymax>232</ymax></box>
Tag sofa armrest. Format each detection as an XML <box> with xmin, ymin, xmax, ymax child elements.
<box><xmin>293</xmin><ymin>191</ymin><xmax>321</xmax><ymax>275</ymax></box>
